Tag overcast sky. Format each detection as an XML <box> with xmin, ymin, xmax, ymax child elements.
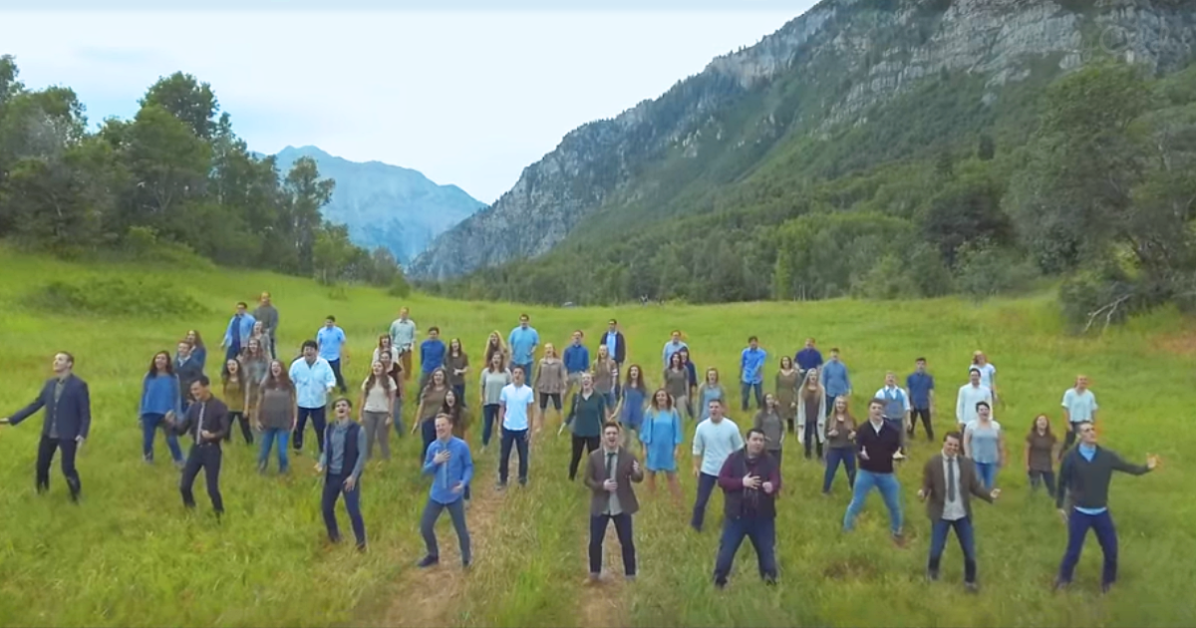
<box><xmin>2</xmin><ymin>7</ymin><xmax>816</xmax><ymax>203</ymax></box>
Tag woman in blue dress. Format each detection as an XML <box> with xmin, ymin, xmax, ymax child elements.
<box><xmin>640</xmin><ymin>388</ymin><xmax>683</xmax><ymax>501</ymax></box>
<box><xmin>612</xmin><ymin>364</ymin><xmax>648</xmax><ymax>450</ymax></box>
<box><xmin>696</xmin><ymin>367</ymin><xmax>727</xmax><ymax>422</ymax></box>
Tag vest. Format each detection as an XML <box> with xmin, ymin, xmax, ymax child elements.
<box><xmin>883</xmin><ymin>387</ymin><xmax>905</xmax><ymax>419</ymax></box>
<box><xmin>325</xmin><ymin>422</ymin><xmax>361</xmax><ymax>478</ymax></box>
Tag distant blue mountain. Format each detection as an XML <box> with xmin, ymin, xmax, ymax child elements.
<box><xmin>272</xmin><ymin>145</ymin><xmax>485</xmax><ymax>265</ymax></box>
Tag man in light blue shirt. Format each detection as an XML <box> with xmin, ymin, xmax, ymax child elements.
<box><xmin>316</xmin><ymin>315</ymin><xmax>348</xmax><ymax>394</ymax></box>
<box><xmin>221</xmin><ymin>302</ymin><xmax>256</xmax><ymax>362</ymax></box>
<box><xmin>507</xmin><ymin>314</ymin><xmax>540</xmax><ymax>377</ymax></box>
<box><xmin>662</xmin><ymin>330</ymin><xmax>688</xmax><ymax>370</ymax></box>
<box><xmin>1059</xmin><ymin>375</ymin><xmax>1100</xmax><ymax>457</ymax></box>
<box><xmin>289</xmin><ymin>340</ymin><xmax>337</xmax><ymax>455</ymax></box>
<box><xmin>563</xmin><ymin>330</ymin><xmax>591</xmax><ymax>398</ymax></box>
<box><xmin>821</xmin><ymin>348</ymin><xmax>852</xmax><ymax>416</ymax></box>
<box><xmin>690</xmin><ymin>399</ymin><xmax>744</xmax><ymax>532</ymax></box>
<box><xmin>739</xmin><ymin>336</ymin><xmax>767</xmax><ymax>411</ymax></box>
<box><xmin>418</xmin><ymin>414</ymin><xmax>473</xmax><ymax>568</ymax></box>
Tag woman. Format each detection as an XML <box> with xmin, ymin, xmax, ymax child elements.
<box><xmin>971</xmin><ymin>351</ymin><xmax>998</xmax><ymax>401</ymax></box>
<box><xmin>963</xmin><ymin>401</ymin><xmax>1006</xmax><ymax>490</ymax></box>
<box><xmin>612</xmin><ymin>364</ymin><xmax>647</xmax><ymax>447</ymax></box>
<box><xmin>139</xmin><ymin>351</ymin><xmax>184</xmax><ymax>467</ymax></box>
<box><xmin>446</xmin><ymin>338</ymin><xmax>470</xmax><ymax>407</ymax></box>
<box><xmin>753</xmin><ymin>392</ymin><xmax>785</xmax><ymax>468</ymax></box>
<box><xmin>359</xmin><ymin>360</ymin><xmax>396</xmax><ymax>461</ymax></box>
<box><xmin>378</xmin><ymin>349</ymin><xmax>405</xmax><ymax>435</ymax></box>
<box><xmin>478</xmin><ymin>352</ymin><xmax>511</xmax><ymax>452</ymax></box>
<box><xmin>249</xmin><ymin>320</ymin><xmax>273</xmax><ymax>361</ymax></box>
<box><xmin>1026</xmin><ymin>414</ymin><xmax>1058</xmax><ymax>498</ymax></box>
<box><xmin>185</xmin><ymin>329</ymin><xmax>207</xmax><ymax>372</ymax></box>
<box><xmin>221</xmin><ymin>358</ymin><xmax>253</xmax><ymax>444</ymax></box>
<box><xmin>795</xmin><ymin>367</ymin><xmax>827</xmax><ymax>459</ymax></box>
<box><xmin>775</xmin><ymin>356</ymin><xmax>800</xmax><ymax>433</ymax></box>
<box><xmin>678</xmin><ymin>348</ymin><xmax>698</xmax><ymax>417</ymax></box>
<box><xmin>565</xmin><ymin>373</ymin><xmax>608</xmax><ymax>481</ymax></box>
<box><xmin>413</xmin><ymin>367</ymin><xmax>450</xmax><ymax>461</ymax></box>
<box><xmin>534</xmin><ymin>343</ymin><xmax>566</xmax><ymax>428</ymax></box>
<box><xmin>593</xmin><ymin>344</ymin><xmax>619</xmax><ymax>408</ymax></box>
<box><xmin>695</xmin><ymin>367</ymin><xmax>727</xmax><ymax>422</ymax></box>
<box><xmin>257</xmin><ymin>359</ymin><xmax>296</xmax><ymax>474</ymax></box>
<box><xmin>822</xmin><ymin>395</ymin><xmax>857</xmax><ymax>494</ymax></box>
<box><xmin>440</xmin><ymin>389</ymin><xmax>471</xmax><ymax>503</ymax></box>
<box><xmin>483</xmin><ymin>331</ymin><xmax>509</xmax><ymax>369</ymax></box>
<box><xmin>639</xmin><ymin>388</ymin><xmax>683</xmax><ymax>500</ymax></box>
<box><xmin>316</xmin><ymin>397</ymin><xmax>367</xmax><ymax>551</ymax></box>
<box><xmin>663</xmin><ymin>352</ymin><xmax>690</xmax><ymax>421</ymax></box>
<box><xmin>240</xmin><ymin>338</ymin><xmax>270</xmax><ymax>431</ymax></box>
<box><xmin>372</xmin><ymin>334</ymin><xmax>395</xmax><ymax>366</ymax></box>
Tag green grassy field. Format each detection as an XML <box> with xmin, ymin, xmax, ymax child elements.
<box><xmin>0</xmin><ymin>246</ymin><xmax>1193</xmax><ymax>628</ymax></box>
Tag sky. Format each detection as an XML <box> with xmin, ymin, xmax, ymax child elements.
<box><xmin>1</xmin><ymin>5</ymin><xmax>817</xmax><ymax>203</ymax></box>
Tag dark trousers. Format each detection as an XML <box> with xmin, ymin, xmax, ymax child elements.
<box><xmin>909</xmin><ymin>407</ymin><xmax>933</xmax><ymax>440</ymax></box>
<box><xmin>499</xmin><ymin>428</ymin><xmax>529</xmax><ymax>485</ymax></box>
<box><xmin>714</xmin><ymin>516</ymin><xmax>777</xmax><ymax>586</ymax></box>
<box><xmin>740</xmin><ymin>382</ymin><xmax>763</xmax><ymax>411</ymax></box>
<box><xmin>328</xmin><ymin>359</ymin><xmax>347</xmax><ymax>393</ymax></box>
<box><xmin>589</xmin><ymin>513</ymin><xmax>636</xmax><ymax>576</ymax></box>
<box><xmin>223</xmin><ymin>411</ymin><xmax>254</xmax><ymax>444</ymax></box>
<box><xmin>294</xmin><ymin>406</ymin><xmax>327</xmax><ymax>454</ymax></box>
<box><xmin>453</xmin><ymin>384</ymin><xmax>467</xmax><ymax>408</ymax></box>
<box><xmin>420</xmin><ymin>497</ymin><xmax>471</xmax><ymax>564</ymax></box>
<box><xmin>690</xmin><ymin>472</ymin><xmax>720</xmax><ymax>531</ymax></box>
<box><xmin>224</xmin><ymin>344</ymin><xmax>240</xmax><ymax>363</ymax></box>
<box><xmin>1060</xmin><ymin>422</ymin><xmax>1082</xmax><ymax>459</ymax></box>
<box><xmin>482</xmin><ymin>404</ymin><xmax>499</xmax><ymax>446</ymax></box>
<box><xmin>928</xmin><ymin>516</ymin><xmax>976</xmax><ymax>583</ymax></box>
<box><xmin>141</xmin><ymin>413</ymin><xmax>183</xmax><ymax>463</ymax></box>
<box><xmin>1058</xmin><ymin>509</ymin><xmax>1118</xmax><ymax>586</ymax></box>
<box><xmin>36</xmin><ymin>435</ymin><xmax>81</xmax><ymax>499</ymax></box>
<box><xmin>569</xmin><ymin>434</ymin><xmax>600</xmax><ymax>480</ymax></box>
<box><xmin>769</xmin><ymin>448</ymin><xmax>783</xmax><ymax>469</ymax></box>
<box><xmin>822</xmin><ymin>446</ymin><xmax>857</xmax><ymax>493</ymax></box>
<box><xmin>1029</xmin><ymin>470</ymin><xmax>1057</xmax><ymax>497</ymax></box>
<box><xmin>180</xmin><ymin>445</ymin><xmax>223</xmax><ymax>513</ymax></box>
<box><xmin>420</xmin><ymin>418</ymin><xmax>437</xmax><ymax>461</ymax></box>
<box><xmin>803</xmin><ymin>421</ymin><xmax>823</xmax><ymax>459</ymax></box>
<box><xmin>322</xmin><ymin>472</ymin><xmax>366</xmax><ymax>547</ymax></box>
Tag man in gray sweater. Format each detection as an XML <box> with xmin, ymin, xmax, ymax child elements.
<box><xmin>253</xmin><ymin>292</ymin><xmax>280</xmax><ymax>357</ymax></box>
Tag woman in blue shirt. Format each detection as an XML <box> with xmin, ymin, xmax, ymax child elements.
<box><xmin>185</xmin><ymin>329</ymin><xmax>207</xmax><ymax>372</ymax></box>
<box><xmin>639</xmin><ymin>388</ymin><xmax>683</xmax><ymax>501</ymax></box>
<box><xmin>140</xmin><ymin>351</ymin><xmax>184</xmax><ymax>467</ymax></box>
<box><xmin>612</xmin><ymin>365</ymin><xmax>647</xmax><ymax>448</ymax></box>
<box><xmin>963</xmin><ymin>401</ymin><xmax>1007</xmax><ymax>490</ymax></box>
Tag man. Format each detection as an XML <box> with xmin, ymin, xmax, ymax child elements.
<box><xmin>166</xmin><ymin>376</ymin><xmax>229</xmax><ymax>516</ymax></box>
<box><xmin>713</xmin><ymin>428</ymin><xmax>781</xmax><ymax>588</ymax></box>
<box><xmin>584</xmin><ymin>422</ymin><xmax>643</xmax><ymax>582</ymax></box>
<box><xmin>821</xmin><ymin>348</ymin><xmax>852</xmax><ymax>416</ymax></box>
<box><xmin>795</xmin><ymin>337</ymin><xmax>823</xmax><ymax>377</ymax></box>
<box><xmin>418</xmin><ymin>414</ymin><xmax>473</xmax><ymax>568</ymax></box>
<box><xmin>691</xmin><ymin>399</ymin><xmax>745</xmax><ymax>532</ymax></box>
<box><xmin>1059</xmin><ymin>375</ymin><xmax>1099</xmax><ymax>458</ymax></box>
<box><xmin>1054</xmin><ymin>421</ymin><xmax>1157</xmax><ymax>594</ymax></box>
<box><xmin>918</xmin><ymin>432</ymin><xmax>1000</xmax><ymax>591</ymax></box>
<box><xmin>252</xmin><ymin>292</ymin><xmax>280</xmax><ymax>357</ymax></box>
<box><xmin>600</xmin><ymin>319</ymin><xmax>627</xmax><ymax>396</ymax></box>
<box><xmin>563</xmin><ymin>330</ymin><xmax>591</xmax><ymax>399</ymax></box>
<box><xmin>874</xmin><ymin>372</ymin><xmax>911</xmax><ymax>456</ymax></box>
<box><xmin>388</xmin><ymin>307</ymin><xmax>417</xmax><ymax>382</ymax></box>
<box><xmin>906</xmin><ymin>357</ymin><xmax>936</xmax><ymax>442</ymax></box>
<box><xmin>316</xmin><ymin>315</ymin><xmax>348</xmax><ymax>394</ymax></box>
<box><xmin>290</xmin><ymin>340</ymin><xmax>337</xmax><ymax>455</ymax></box>
<box><xmin>175</xmin><ymin>340</ymin><xmax>203</xmax><ymax>412</ymax></box>
<box><xmin>1</xmin><ymin>351</ymin><xmax>90</xmax><ymax>502</ymax></box>
<box><xmin>662</xmin><ymin>330</ymin><xmax>688</xmax><ymax>370</ymax></box>
<box><xmin>497</xmin><ymin>366</ymin><xmax>537</xmax><ymax>489</ymax></box>
<box><xmin>507</xmin><ymin>314</ymin><xmax>540</xmax><ymax>377</ymax></box>
<box><xmin>955</xmin><ymin>368</ymin><xmax>993</xmax><ymax>432</ymax></box>
<box><xmin>739</xmin><ymin>336</ymin><xmax>767</xmax><ymax>412</ymax></box>
<box><xmin>843</xmin><ymin>399</ymin><xmax>905</xmax><ymax>546</ymax></box>
<box><xmin>220</xmin><ymin>302</ymin><xmax>256</xmax><ymax>362</ymax></box>
<box><xmin>419</xmin><ymin>326</ymin><xmax>447</xmax><ymax>391</ymax></box>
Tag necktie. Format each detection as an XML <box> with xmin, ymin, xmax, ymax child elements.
<box><xmin>606</xmin><ymin>452</ymin><xmax>616</xmax><ymax>480</ymax></box>
<box><xmin>947</xmin><ymin>457</ymin><xmax>956</xmax><ymax>502</ymax></box>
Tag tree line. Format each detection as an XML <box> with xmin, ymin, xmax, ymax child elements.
<box><xmin>0</xmin><ymin>56</ymin><xmax>403</xmax><ymax>288</ymax></box>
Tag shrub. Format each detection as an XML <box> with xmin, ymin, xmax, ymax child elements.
<box><xmin>954</xmin><ymin>241</ymin><xmax>1039</xmax><ymax>300</ymax></box>
<box><xmin>30</xmin><ymin>277</ymin><xmax>207</xmax><ymax>318</ymax></box>
<box><xmin>387</xmin><ymin>274</ymin><xmax>412</xmax><ymax>298</ymax></box>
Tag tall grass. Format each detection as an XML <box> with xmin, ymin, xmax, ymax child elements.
<box><xmin>0</xmin><ymin>247</ymin><xmax>1193</xmax><ymax>627</ymax></box>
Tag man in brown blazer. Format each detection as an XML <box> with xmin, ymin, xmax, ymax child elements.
<box><xmin>918</xmin><ymin>431</ymin><xmax>1000</xmax><ymax>591</ymax></box>
<box><xmin>584</xmin><ymin>421</ymin><xmax>644</xmax><ymax>582</ymax></box>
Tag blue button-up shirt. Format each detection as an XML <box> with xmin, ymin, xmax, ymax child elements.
<box><xmin>662</xmin><ymin>340</ymin><xmax>688</xmax><ymax>369</ymax></box>
<box><xmin>906</xmin><ymin>371</ymin><xmax>935</xmax><ymax>409</ymax></box>
<box><xmin>423</xmin><ymin>436</ymin><xmax>474</xmax><ymax>505</ymax></box>
<box><xmin>740</xmin><ymin>347</ymin><xmax>766</xmax><ymax>384</ymax></box>
<box><xmin>316</xmin><ymin>326</ymin><xmax>346</xmax><ymax>361</ymax></box>
<box><xmin>795</xmin><ymin>348</ymin><xmax>823</xmax><ymax>372</ymax></box>
<box><xmin>224</xmin><ymin>313</ymin><xmax>256</xmax><ymax>348</ymax></box>
<box><xmin>821</xmin><ymin>360</ymin><xmax>851</xmax><ymax>397</ymax></box>
<box><xmin>508</xmin><ymin>326</ymin><xmax>539</xmax><ymax>365</ymax></box>
<box><xmin>563</xmin><ymin>343</ymin><xmax>590</xmax><ymax>374</ymax></box>
<box><xmin>289</xmin><ymin>357</ymin><xmax>336</xmax><ymax>409</ymax></box>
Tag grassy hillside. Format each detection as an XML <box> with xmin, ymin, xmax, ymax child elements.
<box><xmin>0</xmin><ymin>248</ymin><xmax>1194</xmax><ymax>627</ymax></box>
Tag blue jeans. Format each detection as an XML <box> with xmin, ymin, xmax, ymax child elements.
<box><xmin>328</xmin><ymin>358</ymin><xmax>347</xmax><ymax>393</ymax></box>
<box><xmin>973</xmin><ymin>461</ymin><xmax>998</xmax><ymax>490</ymax></box>
<box><xmin>391</xmin><ymin>399</ymin><xmax>405</xmax><ymax>438</ymax></box>
<box><xmin>421</xmin><ymin>418</ymin><xmax>437</xmax><ymax>461</ymax></box>
<box><xmin>690</xmin><ymin>472</ymin><xmax>720</xmax><ymax>532</ymax></box>
<box><xmin>420</xmin><ymin>496</ymin><xmax>471</xmax><ymax>564</ymax></box>
<box><xmin>453</xmin><ymin>384</ymin><xmax>466</xmax><ymax>408</ymax></box>
<box><xmin>740</xmin><ymin>381</ymin><xmax>763</xmax><ymax>411</ymax></box>
<box><xmin>713</xmin><ymin>516</ymin><xmax>777</xmax><ymax>586</ymax></box>
<box><xmin>258</xmin><ymin>427</ymin><xmax>290</xmax><ymax>473</ymax></box>
<box><xmin>498</xmin><ymin>427</ymin><xmax>529</xmax><ymax>485</ymax></box>
<box><xmin>1058</xmin><ymin>509</ymin><xmax>1118</xmax><ymax>586</ymax></box>
<box><xmin>141</xmin><ymin>413</ymin><xmax>183</xmax><ymax>463</ymax></box>
<box><xmin>294</xmin><ymin>406</ymin><xmax>327</xmax><ymax>454</ymax></box>
<box><xmin>843</xmin><ymin>469</ymin><xmax>903</xmax><ymax>535</ymax></box>
<box><xmin>929</xmin><ymin>516</ymin><xmax>976</xmax><ymax>582</ymax></box>
<box><xmin>482</xmin><ymin>404</ymin><xmax>499</xmax><ymax>446</ymax></box>
<box><xmin>822</xmin><ymin>447</ymin><xmax>857</xmax><ymax>493</ymax></box>
<box><xmin>322</xmin><ymin>472</ymin><xmax>366</xmax><ymax>546</ymax></box>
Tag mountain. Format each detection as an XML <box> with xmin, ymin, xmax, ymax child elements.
<box><xmin>409</xmin><ymin>0</ymin><xmax>1196</xmax><ymax>293</ymax></box>
<box><xmin>273</xmin><ymin>146</ymin><xmax>485</xmax><ymax>264</ymax></box>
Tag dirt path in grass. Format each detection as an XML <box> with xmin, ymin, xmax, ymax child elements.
<box><xmin>578</xmin><ymin>520</ymin><xmax>631</xmax><ymax>628</ymax></box>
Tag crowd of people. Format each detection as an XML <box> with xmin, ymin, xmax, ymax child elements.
<box><xmin>0</xmin><ymin>292</ymin><xmax>1160</xmax><ymax>593</ymax></box>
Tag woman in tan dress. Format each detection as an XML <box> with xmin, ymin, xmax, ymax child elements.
<box><xmin>775</xmin><ymin>356</ymin><xmax>800</xmax><ymax>434</ymax></box>
<box><xmin>534</xmin><ymin>343</ymin><xmax>567</xmax><ymax>428</ymax></box>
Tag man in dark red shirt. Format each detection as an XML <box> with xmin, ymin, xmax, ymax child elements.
<box><xmin>713</xmin><ymin>428</ymin><xmax>781</xmax><ymax>588</ymax></box>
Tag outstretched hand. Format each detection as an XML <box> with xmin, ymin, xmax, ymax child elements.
<box><xmin>1146</xmin><ymin>454</ymin><xmax>1160</xmax><ymax>470</ymax></box>
<box><xmin>990</xmin><ymin>488</ymin><xmax>1001</xmax><ymax>500</ymax></box>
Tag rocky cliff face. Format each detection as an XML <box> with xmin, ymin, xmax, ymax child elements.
<box><xmin>409</xmin><ymin>0</ymin><xmax>1196</xmax><ymax>280</ymax></box>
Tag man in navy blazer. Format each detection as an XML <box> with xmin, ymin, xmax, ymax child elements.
<box><xmin>1</xmin><ymin>351</ymin><xmax>91</xmax><ymax>501</ymax></box>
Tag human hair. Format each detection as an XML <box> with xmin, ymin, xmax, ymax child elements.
<box><xmin>301</xmin><ymin>339</ymin><xmax>318</xmax><ymax>351</ymax></box>
<box><xmin>916</xmin><ymin>357</ymin><xmax>926</xmax><ymax>363</ymax></box>
<box><xmin>441</xmin><ymin>390</ymin><xmax>463</xmax><ymax>423</ymax></box>
<box><xmin>428</xmin><ymin>326</ymin><xmax>440</xmax><ymax>335</ymax></box>
<box><xmin>868</xmin><ymin>398</ymin><xmax>885</xmax><ymax>409</ymax></box>
<box><xmin>425</xmin><ymin>367</ymin><xmax>448</xmax><ymax>391</ymax></box>
<box><xmin>969</xmin><ymin>367</ymin><xmax>982</xmax><ymax>375</ymax></box>
<box><xmin>649</xmin><ymin>387</ymin><xmax>673</xmax><ymax>411</ymax></box>
<box><xmin>436</xmin><ymin>412</ymin><xmax>455</xmax><ymax>426</ymax></box>
<box><xmin>221</xmin><ymin>359</ymin><xmax>245</xmax><ymax>387</ymax></box>
<box><xmin>1030</xmin><ymin>414</ymin><xmax>1053</xmax><ymax>436</ymax></box>
<box><xmin>263</xmin><ymin>360</ymin><xmax>293</xmax><ymax>390</ymax></box>
<box><xmin>365</xmin><ymin>361</ymin><xmax>392</xmax><ymax>393</ymax></box>
<box><xmin>326</xmin><ymin>315</ymin><xmax>336</xmax><ymax>323</ymax></box>
<box><xmin>831</xmin><ymin>347</ymin><xmax>839</xmax><ymax>353</ymax></box>
<box><xmin>746</xmin><ymin>428</ymin><xmax>766</xmax><ymax>441</ymax></box>
<box><xmin>333</xmin><ymin>396</ymin><xmax>352</xmax><ymax>410</ymax></box>
<box><xmin>378</xmin><ymin>334</ymin><xmax>391</xmax><ymax>348</ymax></box>
<box><xmin>748</xmin><ymin>335</ymin><xmax>758</xmax><ymax>343</ymax></box>
<box><xmin>147</xmin><ymin>351</ymin><xmax>173</xmax><ymax>378</ymax></box>
<box><xmin>602</xmin><ymin>420</ymin><xmax>621</xmax><ymax>433</ymax></box>
<box><xmin>236</xmin><ymin>301</ymin><xmax>248</xmax><ymax>309</ymax></box>
<box><xmin>194</xmin><ymin>374</ymin><xmax>211</xmax><ymax>388</ymax></box>
<box><xmin>944</xmin><ymin>431</ymin><xmax>963</xmax><ymax>444</ymax></box>
<box><xmin>511</xmin><ymin>365</ymin><xmax>525</xmax><ymax>377</ymax></box>
<box><xmin>186</xmin><ymin>329</ymin><xmax>205</xmax><ymax>348</ymax></box>
<box><xmin>624</xmin><ymin>364</ymin><xmax>645</xmax><ymax>390</ymax></box>
<box><xmin>779</xmin><ymin>356</ymin><xmax>793</xmax><ymax>369</ymax></box>
<box><xmin>56</xmin><ymin>351</ymin><xmax>75</xmax><ymax>367</ymax></box>
<box><xmin>449</xmin><ymin>338</ymin><xmax>464</xmax><ymax>357</ymax></box>
<box><xmin>975</xmin><ymin>400</ymin><xmax>991</xmax><ymax>412</ymax></box>
<box><xmin>669</xmin><ymin>351</ymin><xmax>684</xmax><ymax>369</ymax></box>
